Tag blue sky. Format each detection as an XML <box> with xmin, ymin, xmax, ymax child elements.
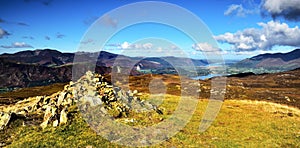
<box><xmin>0</xmin><ymin>0</ymin><xmax>300</xmax><ymax>60</ymax></box>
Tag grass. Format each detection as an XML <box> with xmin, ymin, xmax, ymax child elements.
<box><xmin>2</xmin><ymin>95</ymin><xmax>300</xmax><ymax>147</ymax></box>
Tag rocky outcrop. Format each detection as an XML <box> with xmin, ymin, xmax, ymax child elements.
<box><xmin>0</xmin><ymin>71</ymin><xmax>162</xmax><ymax>130</ymax></box>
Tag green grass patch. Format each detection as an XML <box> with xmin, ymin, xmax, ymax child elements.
<box><xmin>2</xmin><ymin>95</ymin><xmax>300</xmax><ymax>147</ymax></box>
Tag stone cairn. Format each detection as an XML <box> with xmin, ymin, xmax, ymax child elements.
<box><xmin>0</xmin><ymin>71</ymin><xmax>162</xmax><ymax>130</ymax></box>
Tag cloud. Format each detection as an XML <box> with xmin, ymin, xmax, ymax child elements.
<box><xmin>261</xmin><ymin>0</ymin><xmax>300</xmax><ymax>21</ymax></box>
<box><xmin>106</xmin><ymin>43</ymin><xmax>121</xmax><ymax>47</ymax></box>
<box><xmin>56</xmin><ymin>32</ymin><xmax>65</xmax><ymax>39</ymax></box>
<box><xmin>121</xmin><ymin>42</ymin><xmax>130</xmax><ymax>49</ymax></box>
<box><xmin>215</xmin><ymin>21</ymin><xmax>300</xmax><ymax>52</ymax></box>
<box><xmin>192</xmin><ymin>43</ymin><xmax>222</xmax><ymax>52</ymax></box>
<box><xmin>156</xmin><ymin>47</ymin><xmax>163</xmax><ymax>52</ymax></box>
<box><xmin>17</xmin><ymin>22</ymin><xmax>30</xmax><ymax>26</ymax></box>
<box><xmin>0</xmin><ymin>28</ymin><xmax>10</xmax><ymax>38</ymax></box>
<box><xmin>101</xmin><ymin>14</ymin><xmax>118</xmax><ymax>28</ymax></box>
<box><xmin>22</xmin><ymin>36</ymin><xmax>34</xmax><ymax>40</ymax></box>
<box><xmin>1</xmin><ymin>42</ymin><xmax>33</xmax><ymax>48</ymax></box>
<box><xmin>224</xmin><ymin>4</ymin><xmax>258</xmax><ymax>17</ymax></box>
<box><xmin>80</xmin><ymin>39</ymin><xmax>93</xmax><ymax>44</ymax></box>
<box><xmin>45</xmin><ymin>36</ymin><xmax>50</xmax><ymax>40</ymax></box>
<box><xmin>170</xmin><ymin>45</ymin><xmax>180</xmax><ymax>50</ymax></box>
<box><xmin>142</xmin><ymin>43</ymin><xmax>153</xmax><ymax>49</ymax></box>
<box><xmin>130</xmin><ymin>43</ymin><xmax>153</xmax><ymax>49</ymax></box>
<box><xmin>83</xmin><ymin>16</ymin><xmax>98</xmax><ymax>26</ymax></box>
<box><xmin>105</xmin><ymin>42</ymin><xmax>153</xmax><ymax>50</ymax></box>
<box><xmin>0</xmin><ymin>17</ymin><xmax>29</xmax><ymax>26</ymax></box>
<box><xmin>24</xmin><ymin>0</ymin><xmax>54</xmax><ymax>6</ymax></box>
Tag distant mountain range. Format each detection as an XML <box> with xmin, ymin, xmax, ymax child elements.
<box><xmin>0</xmin><ymin>49</ymin><xmax>207</xmax><ymax>88</ymax></box>
<box><xmin>232</xmin><ymin>49</ymin><xmax>300</xmax><ymax>72</ymax></box>
<box><xmin>1</xmin><ymin>48</ymin><xmax>299</xmax><ymax>89</ymax></box>
<box><xmin>0</xmin><ymin>49</ymin><xmax>208</xmax><ymax>68</ymax></box>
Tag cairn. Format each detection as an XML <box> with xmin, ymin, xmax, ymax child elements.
<box><xmin>0</xmin><ymin>71</ymin><xmax>162</xmax><ymax>130</ymax></box>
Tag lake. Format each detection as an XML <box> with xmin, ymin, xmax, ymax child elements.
<box><xmin>192</xmin><ymin>74</ymin><xmax>224</xmax><ymax>80</ymax></box>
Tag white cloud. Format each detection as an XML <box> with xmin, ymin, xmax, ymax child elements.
<box><xmin>170</xmin><ymin>45</ymin><xmax>179</xmax><ymax>50</ymax></box>
<box><xmin>215</xmin><ymin>21</ymin><xmax>300</xmax><ymax>52</ymax></box>
<box><xmin>142</xmin><ymin>43</ymin><xmax>153</xmax><ymax>49</ymax></box>
<box><xmin>262</xmin><ymin>0</ymin><xmax>300</xmax><ymax>21</ymax></box>
<box><xmin>156</xmin><ymin>47</ymin><xmax>163</xmax><ymax>52</ymax></box>
<box><xmin>1</xmin><ymin>42</ymin><xmax>33</xmax><ymax>48</ymax></box>
<box><xmin>224</xmin><ymin>4</ymin><xmax>258</xmax><ymax>17</ymax></box>
<box><xmin>107</xmin><ymin>42</ymin><xmax>154</xmax><ymax>50</ymax></box>
<box><xmin>121</xmin><ymin>42</ymin><xmax>130</xmax><ymax>49</ymax></box>
<box><xmin>192</xmin><ymin>43</ymin><xmax>221</xmax><ymax>52</ymax></box>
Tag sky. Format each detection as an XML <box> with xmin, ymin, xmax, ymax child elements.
<box><xmin>0</xmin><ymin>0</ymin><xmax>300</xmax><ymax>60</ymax></box>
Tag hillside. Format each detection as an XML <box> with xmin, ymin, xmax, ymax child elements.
<box><xmin>0</xmin><ymin>58</ymin><xmax>72</xmax><ymax>88</ymax></box>
<box><xmin>0</xmin><ymin>58</ymin><xmax>111</xmax><ymax>89</ymax></box>
<box><xmin>0</xmin><ymin>71</ymin><xmax>299</xmax><ymax>147</ymax></box>
<box><xmin>232</xmin><ymin>49</ymin><xmax>300</xmax><ymax>73</ymax></box>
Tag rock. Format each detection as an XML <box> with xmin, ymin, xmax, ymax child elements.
<box><xmin>85</xmin><ymin>96</ymin><xmax>102</xmax><ymax>106</ymax></box>
<box><xmin>59</xmin><ymin>107</ymin><xmax>68</xmax><ymax>125</ymax></box>
<box><xmin>40</xmin><ymin>106</ymin><xmax>52</xmax><ymax>129</ymax></box>
<box><xmin>285</xmin><ymin>96</ymin><xmax>291</xmax><ymax>102</ymax></box>
<box><xmin>93</xmin><ymin>77</ymin><xmax>100</xmax><ymax>82</ymax></box>
<box><xmin>53</xmin><ymin>120</ymin><xmax>59</xmax><ymax>127</ymax></box>
<box><xmin>0</xmin><ymin>71</ymin><xmax>163</xmax><ymax>130</ymax></box>
<box><xmin>0</xmin><ymin>112</ymin><xmax>11</xmax><ymax>130</ymax></box>
<box><xmin>0</xmin><ymin>142</ymin><xmax>6</xmax><ymax>147</ymax></box>
<box><xmin>57</xmin><ymin>92</ymin><xmax>67</xmax><ymax>107</ymax></box>
<box><xmin>100</xmin><ymin>107</ymin><xmax>107</xmax><ymax>114</ymax></box>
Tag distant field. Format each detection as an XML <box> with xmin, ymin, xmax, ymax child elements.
<box><xmin>1</xmin><ymin>95</ymin><xmax>299</xmax><ymax>147</ymax></box>
<box><xmin>0</xmin><ymin>83</ymin><xmax>67</xmax><ymax>105</ymax></box>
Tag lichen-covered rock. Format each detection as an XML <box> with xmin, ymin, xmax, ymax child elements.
<box><xmin>40</xmin><ymin>106</ymin><xmax>52</xmax><ymax>129</ymax></box>
<box><xmin>0</xmin><ymin>112</ymin><xmax>11</xmax><ymax>130</ymax></box>
<box><xmin>59</xmin><ymin>107</ymin><xmax>68</xmax><ymax>125</ymax></box>
<box><xmin>53</xmin><ymin>120</ymin><xmax>59</xmax><ymax>127</ymax></box>
<box><xmin>0</xmin><ymin>71</ymin><xmax>163</xmax><ymax>130</ymax></box>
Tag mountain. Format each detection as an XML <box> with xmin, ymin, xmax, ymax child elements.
<box><xmin>0</xmin><ymin>58</ymin><xmax>72</xmax><ymax>88</ymax></box>
<box><xmin>0</xmin><ymin>49</ymin><xmax>208</xmax><ymax>89</ymax></box>
<box><xmin>0</xmin><ymin>49</ymin><xmax>208</xmax><ymax>68</ymax></box>
<box><xmin>0</xmin><ymin>49</ymin><xmax>74</xmax><ymax>67</ymax></box>
<box><xmin>232</xmin><ymin>49</ymin><xmax>300</xmax><ymax>72</ymax></box>
<box><xmin>0</xmin><ymin>58</ymin><xmax>111</xmax><ymax>88</ymax></box>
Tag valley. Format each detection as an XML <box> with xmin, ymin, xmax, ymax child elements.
<box><xmin>0</xmin><ymin>49</ymin><xmax>299</xmax><ymax>147</ymax></box>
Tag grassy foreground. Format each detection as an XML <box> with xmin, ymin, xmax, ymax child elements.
<box><xmin>2</xmin><ymin>95</ymin><xmax>300</xmax><ymax>147</ymax></box>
